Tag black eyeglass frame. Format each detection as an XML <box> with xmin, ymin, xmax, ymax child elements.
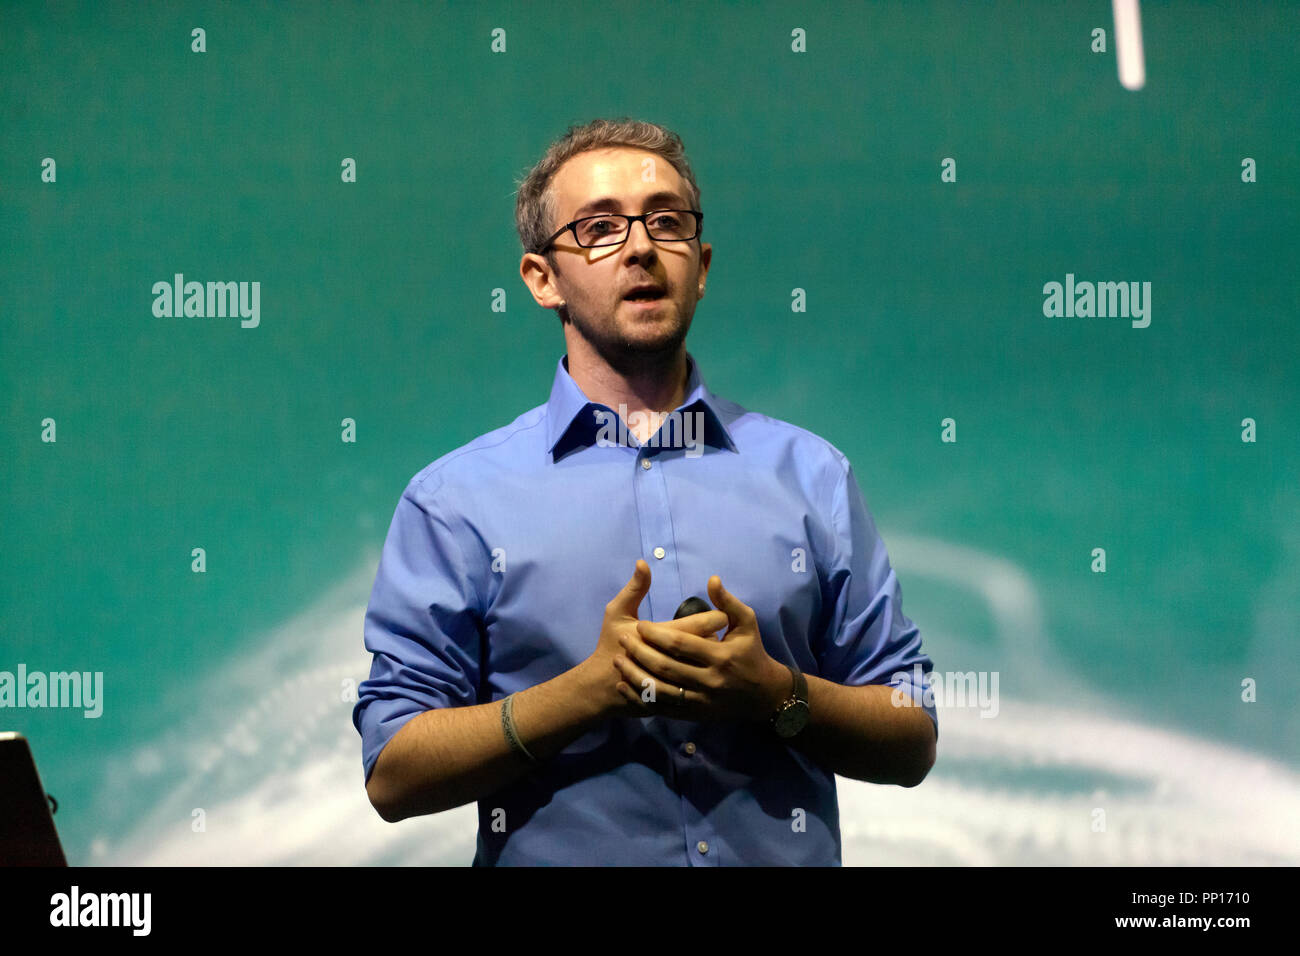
<box><xmin>537</xmin><ymin>209</ymin><xmax>704</xmax><ymax>253</ymax></box>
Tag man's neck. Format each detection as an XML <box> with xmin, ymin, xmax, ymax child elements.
<box><xmin>565</xmin><ymin>345</ymin><xmax>690</xmax><ymax>444</ymax></box>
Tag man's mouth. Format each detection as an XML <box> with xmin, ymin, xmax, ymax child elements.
<box><xmin>623</xmin><ymin>286</ymin><xmax>667</xmax><ymax>305</ymax></box>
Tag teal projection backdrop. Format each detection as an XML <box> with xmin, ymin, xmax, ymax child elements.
<box><xmin>2</xmin><ymin>1</ymin><xmax>1297</xmax><ymax>865</ymax></box>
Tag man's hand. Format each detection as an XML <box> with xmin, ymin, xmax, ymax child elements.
<box><xmin>613</xmin><ymin>574</ymin><xmax>789</xmax><ymax>723</ymax></box>
<box><xmin>580</xmin><ymin>560</ymin><xmax>730</xmax><ymax>721</ymax></box>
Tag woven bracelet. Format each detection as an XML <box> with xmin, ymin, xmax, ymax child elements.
<box><xmin>501</xmin><ymin>693</ymin><xmax>538</xmax><ymax>764</ymax></box>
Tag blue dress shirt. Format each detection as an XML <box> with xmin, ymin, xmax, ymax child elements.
<box><xmin>353</xmin><ymin>351</ymin><xmax>937</xmax><ymax>865</ymax></box>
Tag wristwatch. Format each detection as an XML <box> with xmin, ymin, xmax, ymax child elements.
<box><xmin>770</xmin><ymin>663</ymin><xmax>810</xmax><ymax>738</ymax></box>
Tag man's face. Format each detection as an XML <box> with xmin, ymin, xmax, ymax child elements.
<box><xmin>524</xmin><ymin>147</ymin><xmax>712</xmax><ymax>362</ymax></box>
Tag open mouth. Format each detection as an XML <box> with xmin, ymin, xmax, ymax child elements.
<box><xmin>623</xmin><ymin>288</ymin><xmax>666</xmax><ymax>305</ymax></box>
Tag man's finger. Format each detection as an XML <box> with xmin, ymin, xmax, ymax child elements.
<box><xmin>615</xmin><ymin>653</ymin><xmax>681</xmax><ymax>706</ymax></box>
<box><xmin>623</xmin><ymin>629</ymin><xmax>713</xmax><ymax>689</ymax></box>
<box><xmin>615</xmin><ymin>655</ymin><xmax>709</xmax><ymax>720</ymax></box>
<box><xmin>654</xmin><ymin>609</ymin><xmax>728</xmax><ymax>639</ymax></box>
<box><xmin>636</xmin><ymin>619</ymin><xmax>720</xmax><ymax>666</ymax></box>
<box><xmin>607</xmin><ymin>559</ymin><xmax>651</xmax><ymax>617</ymax></box>
<box><xmin>707</xmin><ymin>575</ymin><xmax>754</xmax><ymax>633</ymax></box>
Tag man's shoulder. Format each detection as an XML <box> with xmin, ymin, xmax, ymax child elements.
<box><xmin>402</xmin><ymin>403</ymin><xmax>549</xmax><ymax>504</ymax></box>
<box><xmin>728</xmin><ymin>402</ymin><xmax>851</xmax><ymax>477</ymax></box>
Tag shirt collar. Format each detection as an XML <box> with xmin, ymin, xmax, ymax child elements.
<box><xmin>545</xmin><ymin>350</ymin><xmax>737</xmax><ymax>459</ymax></box>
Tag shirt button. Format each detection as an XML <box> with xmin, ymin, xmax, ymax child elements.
<box><xmin>653</xmin><ymin>547</ymin><xmax>666</xmax><ymax>559</ymax></box>
<box><xmin>697</xmin><ymin>841</ymin><xmax>709</xmax><ymax>854</ymax></box>
<box><xmin>684</xmin><ymin>742</ymin><xmax>696</xmax><ymax>755</ymax></box>
<box><xmin>641</xmin><ymin>458</ymin><xmax>652</xmax><ymax>470</ymax></box>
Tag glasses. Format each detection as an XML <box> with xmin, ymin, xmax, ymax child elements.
<box><xmin>539</xmin><ymin>209</ymin><xmax>703</xmax><ymax>252</ymax></box>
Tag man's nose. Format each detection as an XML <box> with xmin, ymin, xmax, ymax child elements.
<box><xmin>625</xmin><ymin>218</ymin><xmax>657</xmax><ymax>255</ymax></box>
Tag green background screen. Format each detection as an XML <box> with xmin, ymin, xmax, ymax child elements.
<box><xmin>2</xmin><ymin>0</ymin><xmax>1297</xmax><ymax>865</ymax></box>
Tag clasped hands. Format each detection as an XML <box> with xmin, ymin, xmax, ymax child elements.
<box><xmin>595</xmin><ymin>559</ymin><xmax>790</xmax><ymax>724</ymax></box>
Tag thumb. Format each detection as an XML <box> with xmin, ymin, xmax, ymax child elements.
<box><xmin>707</xmin><ymin>575</ymin><xmax>750</xmax><ymax>632</ymax></box>
<box><xmin>609</xmin><ymin>559</ymin><xmax>652</xmax><ymax>617</ymax></box>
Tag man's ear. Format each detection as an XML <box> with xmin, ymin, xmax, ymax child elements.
<box><xmin>696</xmin><ymin>242</ymin><xmax>712</xmax><ymax>299</ymax></box>
<box><xmin>520</xmin><ymin>252</ymin><xmax>564</xmax><ymax>310</ymax></box>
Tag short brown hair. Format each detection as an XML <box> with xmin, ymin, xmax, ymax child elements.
<box><xmin>514</xmin><ymin>117</ymin><xmax>704</xmax><ymax>267</ymax></box>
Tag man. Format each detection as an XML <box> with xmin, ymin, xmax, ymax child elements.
<box><xmin>353</xmin><ymin>118</ymin><xmax>937</xmax><ymax>866</ymax></box>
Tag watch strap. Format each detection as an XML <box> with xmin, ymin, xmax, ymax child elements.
<box><xmin>789</xmin><ymin>663</ymin><xmax>807</xmax><ymax>703</ymax></box>
<box><xmin>771</xmin><ymin>662</ymin><xmax>809</xmax><ymax>730</ymax></box>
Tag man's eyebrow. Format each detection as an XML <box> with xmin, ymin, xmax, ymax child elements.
<box><xmin>570</xmin><ymin>191</ymin><xmax>689</xmax><ymax>218</ymax></box>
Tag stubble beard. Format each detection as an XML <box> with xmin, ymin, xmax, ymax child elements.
<box><xmin>568</xmin><ymin>298</ymin><xmax>691</xmax><ymax>376</ymax></box>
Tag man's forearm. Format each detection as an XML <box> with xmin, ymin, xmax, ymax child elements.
<box><xmin>779</xmin><ymin>673</ymin><xmax>936</xmax><ymax>787</ymax></box>
<box><xmin>366</xmin><ymin>661</ymin><xmax>606</xmax><ymax>821</ymax></box>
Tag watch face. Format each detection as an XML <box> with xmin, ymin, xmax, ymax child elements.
<box><xmin>775</xmin><ymin>701</ymin><xmax>810</xmax><ymax>737</ymax></box>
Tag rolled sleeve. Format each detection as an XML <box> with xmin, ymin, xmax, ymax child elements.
<box><xmin>815</xmin><ymin>457</ymin><xmax>938</xmax><ymax>740</ymax></box>
<box><xmin>352</xmin><ymin>479</ymin><xmax>484</xmax><ymax>783</ymax></box>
